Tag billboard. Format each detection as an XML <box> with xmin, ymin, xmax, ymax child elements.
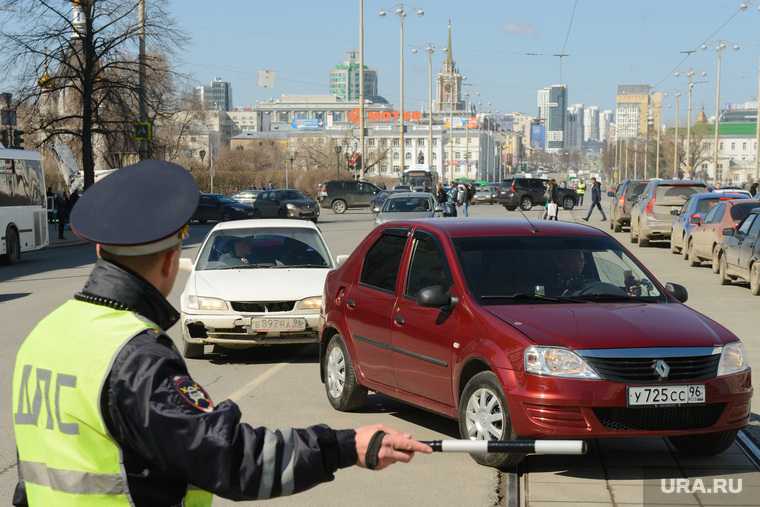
<box><xmin>292</xmin><ymin>118</ymin><xmax>325</xmax><ymax>130</ymax></box>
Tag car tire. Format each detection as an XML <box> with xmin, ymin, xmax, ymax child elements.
<box><xmin>672</xmin><ymin>233</ymin><xmax>681</xmax><ymax>254</ymax></box>
<box><xmin>221</xmin><ymin>211</ymin><xmax>233</xmax><ymax>222</ymax></box>
<box><xmin>311</xmin><ymin>218</ymin><xmax>319</xmax><ymax>224</ymax></box>
<box><xmin>253</xmin><ymin>209</ymin><xmax>261</xmax><ymax>219</ymax></box>
<box><xmin>182</xmin><ymin>334</ymin><xmax>204</xmax><ymax>359</ymax></box>
<box><xmin>519</xmin><ymin>196</ymin><xmax>533</xmax><ymax>211</ymax></box>
<box><xmin>1</xmin><ymin>226</ymin><xmax>20</xmax><ymax>265</ymax></box>
<box><xmin>458</xmin><ymin>371</ymin><xmax>524</xmax><ymax>469</ymax></box>
<box><xmin>712</xmin><ymin>245</ymin><xmax>721</xmax><ymax>274</ymax></box>
<box><xmin>638</xmin><ymin>236</ymin><xmax>649</xmax><ymax>247</ymax></box>
<box><xmin>277</xmin><ymin>209</ymin><xmax>285</xmax><ymax>218</ymax></box>
<box><xmin>629</xmin><ymin>222</ymin><xmax>638</xmax><ymax>243</ymax></box>
<box><xmin>332</xmin><ymin>200</ymin><xmax>347</xmax><ymax>214</ymax></box>
<box><xmin>562</xmin><ymin>196</ymin><xmax>575</xmax><ymax>210</ymax></box>
<box><xmin>505</xmin><ymin>205</ymin><xmax>516</xmax><ymax>212</ymax></box>
<box><xmin>687</xmin><ymin>239</ymin><xmax>700</xmax><ymax>267</ymax></box>
<box><xmin>750</xmin><ymin>263</ymin><xmax>760</xmax><ymax>295</ymax></box>
<box><xmin>668</xmin><ymin>430</ymin><xmax>737</xmax><ymax>456</ymax></box>
<box><xmin>614</xmin><ymin>221</ymin><xmax>622</xmax><ymax>233</ymax></box>
<box><xmin>324</xmin><ymin>334</ymin><xmax>367</xmax><ymax>411</ymax></box>
<box><xmin>719</xmin><ymin>254</ymin><xmax>731</xmax><ymax>285</ymax></box>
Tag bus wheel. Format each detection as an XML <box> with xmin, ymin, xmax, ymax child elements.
<box><xmin>1</xmin><ymin>226</ymin><xmax>21</xmax><ymax>265</ymax></box>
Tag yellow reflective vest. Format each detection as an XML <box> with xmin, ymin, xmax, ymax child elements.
<box><xmin>577</xmin><ymin>182</ymin><xmax>586</xmax><ymax>195</ymax></box>
<box><xmin>13</xmin><ymin>299</ymin><xmax>212</xmax><ymax>506</ymax></box>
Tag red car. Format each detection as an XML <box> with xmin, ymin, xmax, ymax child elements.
<box><xmin>319</xmin><ymin>218</ymin><xmax>751</xmax><ymax>468</ymax></box>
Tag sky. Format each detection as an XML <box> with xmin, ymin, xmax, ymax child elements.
<box><xmin>165</xmin><ymin>0</ymin><xmax>760</xmax><ymax>127</ymax></box>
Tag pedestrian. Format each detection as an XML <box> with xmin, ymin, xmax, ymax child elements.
<box><xmin>577</xmin><ymin>179</ymin><xmax>586</xmax><ymax>206</ymax></box>
<box><xmin>750</xmin><ymin>182</ymin><xmax>758</xmax><ymax>197</ymax></box>
<box><xmin>435</xmin><ymin>183</ymin><xmax>448</xmax><ymax>215</ymax></box>
<box><xmin>447</xmin><ymin>184</ymin><xmax>458</xmax><ymax>217</ymax></box>
<box><xmin>560</xmin><ymin>181</ymin><xmax>567</xmax><ymax>188</ymax></box>
<box><xmin>543</xmin><ymin>179</ymin><xmax>559</xmax><ymax>221</ymax></box>
<box><xmin>54</xmin><ymin>190</ymin><xmax>67</xmax><ymax>239</ymax></box>
<box><xmin>423</xmin><ymin>181</ymin><xmax>430</xmax><ymax>194</ymax></box>
<box><xmin>12</xmin><ymin>160</ymin><xmax>431</xmax><ymax>506</ymax></box>
<box><xmin>267</xmin><ymin>180</ymin><xmax>274</xmax><ymax>190</ymax></box>
<box><xmin>68</xmin><ymin>189</ymin><xmax>79</xmax><ymax>215</ymax></box>
<box><xmin>582</xmin><ymin>177</ymin><xmax>607</xmax><ymax>222</ymax></box>
<box><xmin>381</xmin><ymin>182</ymin><xmax>387</xmax><ymax>190</ymax></box>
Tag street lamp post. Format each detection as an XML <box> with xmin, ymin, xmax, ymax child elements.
<box><xmin>287</xmin><ymin>149</ymin><xmax>297</xmax><ymax>189</ymax></box>
<box><xmin>412</xmin><ymin>42</ymin><xmax>445</xmax><ymax>177</ymax></box>
<box><xmin>672</xmin><ymin>91</ymin><xmax>681</xmax><ymax>177</ymax></box>
<box><xmin>702</xmin><ymin>40</ymin><xmax>739</xmax><ymax>184</ymax></box>
<box><xmin>380</xmin><ymin>4</ymin><xmax>424</xmax><ymax>177</ymax></box>
<box><xmin>334</xmin><ymin>145</ymin><xmax>342</xmax><ymax>179</ymax></box>
<box><xmin>740</xmin><ymin>1</ymin><xmax>760</xmax><ymax>180</ymax></box>
<box><xmin>675</xmin><ymin>68</ymin><xmax>706</xmax><ymax>174</ymax></box>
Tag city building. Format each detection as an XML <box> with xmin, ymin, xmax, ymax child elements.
<box><xmin>584</xmin><ymin>105</ymin><xmax>600</xmax><ymax>142</ymax></box>
<box><xmin>194</xmin><ymin>77</ymin><xmax>233</xmax><ymax>111</ymax></box>
<box><xmin>615</xmin><ymin>85</ymin><xmax>661</xmax><ymax>139</ymax></box>
<box><xmin>600</xmin><ymin>110</ymin><xmax>614</xmax><ymax>142</ymax></box>
<box><xmin>537</xmin><ymin>85</ymin><xmax>567</xmax><ymax>151</ymax></box>
<box><xmin>329</xmin><ymin>50</ymin><xmax>378</xmax><ymax>100</ymax></box>
<box><xmin>566</xmin><ymin>103</ymin><xmax>584</xmax><ymax>151</ymax></box>
<box><xmin>433</xmin><ymin>21</ymin><xmax>465</xmax><ymax>114</ymax></box>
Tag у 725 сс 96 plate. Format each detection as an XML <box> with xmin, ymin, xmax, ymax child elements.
<box><xmin>627</xmin><ymin>385</ymin><xmax>706</xmax><ymax>407</ymax></box>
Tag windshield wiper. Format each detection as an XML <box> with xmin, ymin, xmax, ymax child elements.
<box><xmin>276</xmin><ymin>263</ymin><xmax>328</xmax><ymax>268</ymax></box>
<box><xmin>572</xmin><ymin>293</ymin><xmax>652</xmax><ymax>302</ymax></box>
<box><xmin>480</xmin><ymin>293</ymin><xmax>587</xmax><ymax>303</ymax></box>
<box><xmin>218</xmin><ymin>263</ymin><xmax>272</xmax><ymax>270</ymax></box>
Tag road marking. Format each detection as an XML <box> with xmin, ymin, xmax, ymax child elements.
<box><xmin>227</xmin><ymin>363</ymin><xmax>288</xmax><ymax>403</ymax></box>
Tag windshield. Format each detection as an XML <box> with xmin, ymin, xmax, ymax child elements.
<box><xmin>216</xmin><ymin>195</ymin><xmax>237</xmax><ymax>204</ymax></box>
<box><xmin>196</xmin><ymin>227</ymin><xmax>332</xmax><ymax>271</ymax></box>
<box><xmin>382</xmin><ymin>196</ymin><xmax>432</xmax><ymax>212</ymax></box>
<box><xmin>277</xmin><ymin>190</ymin><xmax>308</xmax><ymax>200</ymax></box>
<box><xmin>453</xmin><ymin>235</ymin><xmax>666</xmax><ymax>303</ymax></box>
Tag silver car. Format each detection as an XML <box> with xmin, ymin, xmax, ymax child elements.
<box><xmin>373</xmin><ymin>192</ymin><xmax>443</xmax><ymax>227</ymax></box>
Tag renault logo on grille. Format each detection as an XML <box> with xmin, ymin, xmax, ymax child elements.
<box><xmin>654</xmin><ymin>359</ymin><xmax>670</xmax><ymax>379</ymax></box>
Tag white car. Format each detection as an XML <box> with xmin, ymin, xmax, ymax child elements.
<box><xmin>178</xmin><ymin>219</ymin><xmax>336</xmax><ymax>358</ymax></box>
<box><xmin>373</xmin><ymin>192</ymin><xmax>444</xmax><ymax>227</ymax></box>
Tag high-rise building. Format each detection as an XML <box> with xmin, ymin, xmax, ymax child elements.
<box><xmin>566</xmin><ymin>104</ymin><xmax>584</xmax><ymax>151</ymax></box>
<box><xmin>194</xmin><ymin>77</ymin><xmax>233</xmax><ymax>111</ymax></box>
<box><xmin>615</xmin><ymin>85</ymin><xmax>661</xmax><ymax>139</ymax></box>
<box><xmin>599</xmin><ymin>109</ymin><xmax>614</xmax><ymax>142</ymax></box>
<box><xmin>584</xmin><ymin>106</ymin><xmax>600</xmax><ymax>142</ymax></box>
<box><xmin>329</xmin><ymin>51</ymin><xmax>378</xmax><ymax>100</ymax></box>
<box><xmin>537</xmin><ymin>85</ymin><xmax>567</xmax><ymax>150</ymax></box>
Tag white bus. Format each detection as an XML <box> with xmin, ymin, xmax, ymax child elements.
<box><xmin>0</xmin><ymin>148</ymin><xmax>49</xmax><ymax>264</ymax></box>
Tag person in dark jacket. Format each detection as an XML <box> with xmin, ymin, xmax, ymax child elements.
<box><xmin>12</xmin><ymin>161</ymin><xmax>431</xmax><ymax>507</ymax></box>
<box><xmin>543</xmin><ymin>179</ymin><xmax>559</xmax><ymax>221</ymax></box>
<box><xmin>54</xmin><ymin>190</ymin><xmax>67</xmax><ymax>239</ymax></box>
<box><xmin>582</xmin><ymin>177</ymin><xmax>606</xmax><ymax>222</ymax></box>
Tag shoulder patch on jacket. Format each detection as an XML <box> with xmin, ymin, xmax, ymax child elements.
<box><xmin>171</xmin><ymin>375</ymin><xmax>214</xmax><ymax>413</ymax></box>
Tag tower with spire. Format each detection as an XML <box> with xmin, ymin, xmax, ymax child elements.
<box><xmin>433</xmin><ymin>20</ymin><xmax>464</xmax><ymax>114</ymax></box>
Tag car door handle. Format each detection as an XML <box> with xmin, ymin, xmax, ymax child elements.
<box><xmin>394</xmin><ymin>316</ymin><xmax>404</xmax><ymax>325</ymax></box>
<box><xmin>346</xmin><ymin>299</ymin><xmax>355</xmax><ymax>308</ymax></box>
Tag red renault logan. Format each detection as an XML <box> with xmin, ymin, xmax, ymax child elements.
<box><xmin>318</xmin><ymin>218</ymin><xmax>751</xmax><ymax>468</ymax></box>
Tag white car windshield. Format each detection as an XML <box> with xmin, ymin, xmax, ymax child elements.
<box><xmin>382</xmin><ymin>196</ymin><xmax>432</xmax><ymax>212</ymax></box>
<box><xmin>196</xmin><ymin>227</ymin><xmax>331</xmax><ymax>271</ymax></box>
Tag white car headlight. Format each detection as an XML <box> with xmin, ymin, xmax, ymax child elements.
<box><xmin>718</xmin><ymin>342</ymin><xmax>749</xmax><ymax>376</ymax></box>
<box><xmin>525</xmin><ymin>346</ymin><xmax>600</xmax><ymax>379</ymax></box>
<box><xmin>286</xmin><ymin>203</ymin><xmax>296</xmax><ymax>210</ymax></box>
<box><xmin>186</xmin><ymin>295</ymin><xmax>228</xmax><ymax>311</ymax></box>
<box><xmin>299</xmin><ymin>297</ymin><xmax>322</xmax><ymax>310</ymax></box>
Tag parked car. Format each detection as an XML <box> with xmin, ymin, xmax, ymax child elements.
<box><xmin>496</xmin><ymin>177</ymin><xmax>578</xmax><ymax>211</ymax></box>
<box><xmin>717</xmin><ymin>206</ymin><xmax>760</xmax><ymax>294</ymax></box>
<box><xmin>319</xmin><ymin>219</ymin><xmax>751</xmax><ymax>469</ymax></box>
<box><xmin>252</xmin><ymin>189</ymin><xmax>319</xmax><ymax>222</ymax></box>
<box><xmin>670</xmin><ymin>193</ymin><xmax>749</xmax><ymax>255</ymax></box>
<box><xmin>629</xmin><ymin>180</ymin><xmax>708</xmax><ymax>247</ymax></box>
<box><xmin>607</xmin><ymin>179</ymin><xmax>649</xmax><ymax>233</ymax></box>
<box><xmin>685</xmin><ymin>199</ymin><xmax>759</xmax><ymax>269</ymax></box>
<box><xmin>710</xmin><ymin>186</ymin><xmax>752</xmax><ymax>198</ymax></box>
<box><xmin>474</xmin><ymin>185</ymin><xmax>495</xmax><ymax>204</ymax></box>
<box><xmin>319</xmin><ymin>180</ymin><xmax>380</xmax><ymax>214</ymax></box>
<box><xmin>192</xmin><ymin>193</ymin><xmax>255</xmax><ymax>223</ymax></box>
<box><xmin>495</xmin><ymin>178</ymin><xmax>514</xmax><ymax>203</ymax></box>
<box><xmin>178</xmin><ymin>219</ymin><xmax>336</xmax><ymax>358</ymax></box>
<box><xmin>393</xmin><ymin>185</ymin><xmax>412</xmax><ymax>191</ymax></box>
<box><xmin>231</xmin><ymin>189</ymin><xmax>263</xmax><ymax>206</ymax></box>
<box><xmin>370</xmin><ymin>189</ymin><xmax>407</xmax><ymax>218</ymax></box>
<box><xmin>374</xmin><ymin>192</ymin><xmax>443</xmax><ymax>227</ymax></box>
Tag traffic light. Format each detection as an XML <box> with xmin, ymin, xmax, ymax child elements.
<box><xmin>355</xmin><ymin>154</ymin><xmax>362</xmax><ymax>170</ymax></box>
<box><xmin>12</xmin><ymin>129</ymin><xmax>24</xmax><ymax>149</ymax></box>
<box><xmin>1</xmin><ymin>129</ymin><xmax>9</xmax><ymax>148</ymax></box>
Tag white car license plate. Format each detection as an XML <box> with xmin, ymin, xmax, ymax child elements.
<box><xmin>252</xmin><ymin>317</ymin><xmax>306</xmax><ymax>332</ymax></box>
<box><xmin>627</xmin><ymin>385</ymin><xmax>706</xmax><ymax>407</ymax></box>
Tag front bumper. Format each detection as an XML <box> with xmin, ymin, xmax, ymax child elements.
<box><xmin>287</xmin><ymin>208</ymin><xmax>320</xmax><ymax>220</ymax></box>
<box><xmin>181</xmin><ymin>312</ymin><xmax>320</xmax><ymax>348</ymax></box>
<box><xmin>494</xmin><ymin>367</ymin><xmax>752</xmax><ymax>438</ymax></box>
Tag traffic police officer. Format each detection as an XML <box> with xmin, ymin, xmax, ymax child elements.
<box><xmin>577</xmin><ymin>179</ymin><xmax>586</xmax><ymax>205</ymax></box>
<box><xmin>12</xmin><ymin>160</ymin><xmax>430</xmax><ymax>506</ymax></box>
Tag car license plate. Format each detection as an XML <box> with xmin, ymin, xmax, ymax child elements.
<box><xmin>627</xmin><ymin>385</ymin><xmax>706</xmax><ymax>407</ymax></box>
<box><xmin>252</xmin><ymin>317</ymin><xmax>306</xmax><ymax>332</ymax></box>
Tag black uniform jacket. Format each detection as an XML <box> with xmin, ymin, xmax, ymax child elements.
<box><xmin>14</xmin><ymin>259</ymin><xmax>357</xmax><ymax>506</ymax></box>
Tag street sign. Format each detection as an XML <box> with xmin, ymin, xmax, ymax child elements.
<box><xmin>133</xmin><ymin>122</ymin><xmax>152</xmax><ymax>141</ymax></box>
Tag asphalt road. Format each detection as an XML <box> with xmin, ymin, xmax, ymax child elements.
<box><xmin>1</xmin><ymin>197</ymin><xmax>758</xmax><ymax>506</ymax></box>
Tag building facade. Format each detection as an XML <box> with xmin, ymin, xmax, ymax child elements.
<box><xmin>194</xmin><ymin>77</ymin><xmax>233</xmax><ymax>111</ymax></box>
<box><xmin>328</xmin><ymin>51</ymin><xmax>378</xmax><ymax>100</ymax></box>
<box><xmin>537</xmin><ymin>85</ymin><xmax>567</xmax><ymax>151</ymax></box>
<box><xmin>615</xmin><ymin>85</ymin><xmax>661</xmax><ymax>139</ymax></box>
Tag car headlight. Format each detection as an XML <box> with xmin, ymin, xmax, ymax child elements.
<box><xmin>186</xmin><ymin>296</ymin><xmax>228</xmax><ymax>311</ymax></box>
<box><xmin>374</xmin><ymin>217</ymin><xmax>382</xmax><ymax>226</ymax></box>
<box><xmin>718</xmin><ymin>341</ymin><xmax>749</xmax><ymax>376</ymax></box>
<box><xmin>525</xmin><ymin>346</ymin><xmax>600</xmax><ymax>379</ymax></box>
<box><xmin>286</xmin><ymin>203</ymin><xmax>296</xmax><ymax>210</ymax></box>
<box><xmin>299</xmin><ymin>297</ymin><xmax>322</xmax><ymax>310</ymax></box>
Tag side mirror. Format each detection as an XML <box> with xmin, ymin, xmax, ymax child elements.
<box><xmin>417</xmin><ymin>285</ymin><xmax>457</xmax><ymax>309</ymax></box>
<box><xmin>434</xmin><ymin>205</ymin><xmax>444</xmax><ymax>213</ymax></box>
<box><xmin>630</xmin><ymin>195</ymin><xmax>639</xmax><ymax>203</ymax></box>
<box><xmin>607</xmin><ymin>191</ymin><xmax>615</xmax><ymax>197</ymax></box>
<box><xmin>335</xmin><ymin>254</ymin><xmax>349</xmax><ymax>266</ymax></box>
<box><xmin>665</xmin><ymin>282</ymin><xmax>688</xmax><ymax>303</ymax></box>
<box><xmin>179</xmin><ymin>258</ymin><xmax>194</xmax><ymax>272</ymax></box>
<box><xmin>690</xmin><ymin>215</ymin><xmax>701</xmax><ymax>225</ymax></box>
<box><xmin>722</xmin><ymin>227</ymin><xmax>734</xmax><ymax>236</ymax></box>
<box><xmin>670</xmin><ymin>209</ymin><xmax>680</xmax><ymax>216</ymax></box>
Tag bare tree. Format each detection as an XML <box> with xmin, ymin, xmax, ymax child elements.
<box><xmin>0</xmin><ymin>0</ymin><xmax>187</xmax><ymax>188</ymax></box>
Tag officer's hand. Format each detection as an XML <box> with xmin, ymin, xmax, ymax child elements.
<box><xmin>355</xmin><ymin>424</ymin><xmax>432</xmax><ymax>471</ymax></box>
